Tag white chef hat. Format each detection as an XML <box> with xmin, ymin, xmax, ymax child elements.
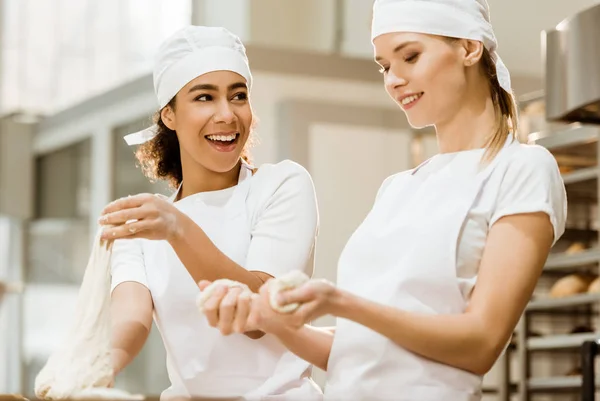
<box><xmin>124</xmin><ymin>25</ymin><xmax>252</xmax><ymax>146</ymax></box>
<box><xmin>371</xmin><ymin>0</ymin><xmax>511</xmax><ymax>94</ymax></box>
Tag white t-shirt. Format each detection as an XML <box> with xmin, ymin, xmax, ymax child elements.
<box><xmin>381</xmin><ymin>142</ymin><xmax>567</xmax><ymax>300</ymax></box>
<box><xmin>109</xmin><ymin>160</ymin><xmax>321</xmax><ymax>399</ymax></box>
<box><xmin>111</xmin><ymin>160</ymin><xmax>319</xmax><ymax>289</ymax></box>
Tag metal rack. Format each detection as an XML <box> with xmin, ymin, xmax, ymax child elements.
<box><xmin>510</xmin><ymin>121</ymin><xmax>600</xmax><ymax>400</ymax></box>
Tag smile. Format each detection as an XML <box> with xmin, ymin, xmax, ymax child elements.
<box><xmin>399</xmin><ymin>92</ymin><xmax>424</xmax><ymax>110</ymax></box>
<box><xmin>205</xmin><ymin>132</ymin><xmax>240</xmax><ymax>152</ymax></box>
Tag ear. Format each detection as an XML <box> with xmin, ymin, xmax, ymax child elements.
<box><xmin>161</xmin><ymin>105</ymin><xmax>176</xmax><ymax>131</ymax></box>
<box><xmin>461</xmin><ymin>39</ymin><xmax>484</xmax><ymax>67</ymax></box>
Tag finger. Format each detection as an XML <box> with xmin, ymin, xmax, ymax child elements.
<box><xmin>276</xmin><ymin>282</ymin><xmax>315</xmax><ymax>307</ymax></box>
<box><xmin>101</xmin><ymin>194</ymin><xmax>153</xmax><ymax>215</ymax></box>
<box><xmin>99</xmin><ymin>207</ymin><xmax>144</xmax><ymax>226</ymax></box>
<box><xmin>233</xmin><ymin>291</ymin><xmax>252</xmax><ymax>333</ymax></box>
<box><xmin>218</xmin><ymin>287</ymin><xmax>244</xmax><ymax>335</ymax></box>
<box><xmin>203</xmin><ymin>285</ymin><xmax>229</xmax><ymax>327</ymax></box>
<box><xmin>246</xmin><ymin>293</ymin><xmax>263</xmax><ymax>330</ymax></box>
<box><xmin>289</xmin><ymin>300</ymin><xmax>320</xmax><ymax>327</ymax></box>
<box><xmin>198</xmin><ymin>280</ymin><xmax>212</xmax><ymax>291</ymax></box>
<box><xmin>100</xmin><ymin>219</ymin><xmax>152</xmax><ymax>240</ymax></box>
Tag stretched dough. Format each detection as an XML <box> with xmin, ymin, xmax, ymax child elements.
<box><xmin>34</xmin><ymin>228</ymin><xmax>143</xmax><ymax>401</ymax></box>
<box><xmin>268</xmin><ymin>271</ymin><xmax>310</xmax><ymax>313</ymax></box>
<box><xmin>196</xmin><ymin>279</ymin><xmax>250</xmax><ymax>313</ymax></box>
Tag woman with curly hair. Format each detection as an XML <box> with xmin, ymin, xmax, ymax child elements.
<box><xmin>98</xmin><ymin>26</ymin><xmax>321</xmax><ymax>401</ymax></box>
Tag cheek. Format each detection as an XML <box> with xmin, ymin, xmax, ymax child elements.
<box><xmin>236</xmin><ymin>105</ymin><xmax>254</xmax><ymax>132</ymax></box>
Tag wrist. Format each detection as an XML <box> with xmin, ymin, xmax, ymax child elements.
<box><xmin>328</xmin><ymin>287</ymin><xmax>351</xmax><ymax>318</ymax></box>
<box><xmin>167</xmin><ymin>209</ymin><xmax>186</xmax><ymax>243</ymax></box>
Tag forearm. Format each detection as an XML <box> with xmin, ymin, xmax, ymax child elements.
<box><xmin>169</xmin><ymin>212</ymin><xmax>269</xmax><ymax>292</ymax></box>
<box><xmin>273</xmin><ymin>326</ymin><xmax>335</xmax><ymax>371</ymax></box>
<box><xmin>110</xmin><ymin>283</ymin><xmax>153</xmax><ymax>375</ymax></box>
<box><xmin>336</xmin><ymin>291</ymin><xmax>498</xmax><ymax>374</ymax></box>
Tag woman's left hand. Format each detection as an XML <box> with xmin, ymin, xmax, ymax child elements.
<box><xmin>265</xmin><ymin>278</ymin><xmax>340</xmax><ymax>329</ymax></box>
<box><xmin>98</xmin><ymin>194</ymin><xmax>182</xmax><ymax>241</ymax></box>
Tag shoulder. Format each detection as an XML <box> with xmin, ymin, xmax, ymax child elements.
<box><xmin>494</xmin><ymin>141</ymin><xmax>563</xmax><ymax>190</ymax></box>
<box><xmin>251</xmin><ymin>159</ymin><xmax>315</xmax><ymax>194</ymax></box>
<box><xmin>504</xmin><ymin>142</ymin><xmax>560</xmax><ymax>173</ymax></box>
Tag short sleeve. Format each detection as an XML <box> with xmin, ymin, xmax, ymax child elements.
<box><xmin>245</xmin><ymin>161</ymin><xmax>319</xmax><ymax>278</ymax></box>
<box><xmin>110</xmin><ymin>238</ymin><xmax>148</xmax><ymax>292</ymax></box>
<box><xmin>490</xmin><ymin>145</ymin><xmax>567</xmax><ymax>245</ymax></box>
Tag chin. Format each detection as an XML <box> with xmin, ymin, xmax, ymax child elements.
<box><xmin>405</xmin><ymin>116</ymin><xmax>433</xmax><ymax>130</ymax></box>
<box><xmin>204</xmin><ymin>154</ymin><xmax>244</xmax><ymax>174</ymax></box>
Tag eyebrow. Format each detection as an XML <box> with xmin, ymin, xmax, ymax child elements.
<box><xmin>375</xmin><ymin>41</ymin><xmax>419</xmax><ymax>62</ymax></box>
<box><xmin>187</xmin><ymin>82</ymin><xmax>248</xmax><ymax>93</ymax></box>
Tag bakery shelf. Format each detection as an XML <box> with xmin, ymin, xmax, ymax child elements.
<box><xmin>528</xmin><ymin>376</ymin><xmax>598</xmax><ymax>392</ymax></box>
<box><xmin>527</xmin><ymin>292</ymin><xmax>600</xmax><ymax>311</ymax></box>
<box><xmin>544</xmin><ymin>248</ymin><xmax>600</xmax><ymax>270</ymax></box>
<box><xmin>527</xmin><ymin>332</ymin><xmax>600</xmax><ymax>351</ymax></box>
<box><xmin>562</xmin><ymin>166</ymin><xmax>599</xmax><ymax>184</ymax></box>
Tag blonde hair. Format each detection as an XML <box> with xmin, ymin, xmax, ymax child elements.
<box><xmin>479</xmin><ymin>47</ymin><xmax>519</xmax><ymax>162</ymax></box>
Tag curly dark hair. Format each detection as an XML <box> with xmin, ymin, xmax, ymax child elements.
<box><xmin>135</xmin><ymin>97</ymin><xmax>254</xmax><ymax>189</ymax></box>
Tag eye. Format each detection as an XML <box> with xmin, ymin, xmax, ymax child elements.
<box><xmin>405</xmin><ymin>53</ymin><xmax>420</xmax><ymax>63</ymax></box>
<box><xmin>232</xmin><ymin>92</ymin><xmax>248</xmax><ymax>101</ymax></box>
<box><xmin>195</xmin><ymin>94</ymin><xmax>212</xmax><ymax>102</ymax></box>
<box><xmin>378</xmin><ymin>66</ymin><xmax>390</xmax><ymax>74</ymax></box>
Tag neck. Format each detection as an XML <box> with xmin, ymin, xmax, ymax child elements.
<box><xmin>435</xmin><ymin>85</ymin><xmax>496</xmax><ymax>154</ymax></box>
<box><xmin>178</xmin><ymin>154</ymin><xmax>242</xmax><ymax>200</ymax></box>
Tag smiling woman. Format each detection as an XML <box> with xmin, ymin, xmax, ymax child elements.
<box><xmin>134</xmin><ymin>73</ymin><xmax>255</xmax><ymax>192</ymax></box>
<box><xmin>98</xmin><ymin>26</ymin><xmax>322</xmax><ymax>401</ymax></box>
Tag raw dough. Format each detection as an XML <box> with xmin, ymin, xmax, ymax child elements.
<box><xmin>268</xmin><ymin>271</ymin><xmax>310</xmax><ymax>313</ymax></box>
<box><xmin>196</xmin><ymin>279</ymin><xmax>250</xmax><ymax>313</ymax></box>
<box><xmin>34</xmin><ymin>227</ymin><xmax>143</xmax><ymax>401</ymax></box>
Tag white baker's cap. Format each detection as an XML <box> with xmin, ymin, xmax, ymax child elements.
<box><xmin>371</xmin><ymin>0</ymin><xmax>511</xmax><ymax>94</ymax></box>
<box><xmin>124</xmin><ymin>25</ymin><xmax>252</xmax><ymax>146</ymax></box>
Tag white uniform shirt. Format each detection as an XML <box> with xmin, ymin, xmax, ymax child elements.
<box><xmin>379</xmin><ymin>142</ymin><xmax>566</xmax><ymax>300</ymax></box>
<box><xmin>110</xmin><ymin>160</ymin><xmax>321</xmax><ymax>400</ymax></box>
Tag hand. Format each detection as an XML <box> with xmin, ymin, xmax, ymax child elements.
<box><xmin>250</xmin><ymin>279</ymin><xmax>339</xmax><ymax>331</ymax></box>
<box><xmin>198</xmin><ymin>280</ymin><xmax>254</xmax><ymax>335</ymax></box>
<box><xmin>98</xmin><ymin>194</ymin><xmax>182</xmax><ymax>241</ymax></box>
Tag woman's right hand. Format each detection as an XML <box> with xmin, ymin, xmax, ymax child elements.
<box><xmin>198</xmin><ymin>280</ymin><xmax>294</xmax><ymax>337</ymax></box>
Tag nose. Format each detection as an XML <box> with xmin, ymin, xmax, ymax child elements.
<box><xmin>384</xmin><ymin>68</ymin><xmax>408</xmax><ymax>93</ymax></box>
<box><xmin>213</xmin><ymin>100</ymin><xmax>236</xmax><ymax>124</ymax></box>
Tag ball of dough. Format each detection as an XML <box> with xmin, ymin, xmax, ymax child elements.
<box><xmin>268</xmin><ymin>271</ymin><xmax>310</xmax><ymax>313</ymax></box>
<box><xmin>588</xmin><ymin>277</ymin><xmax>600</xmax><ymax>293</ymax></box>
<box><xmin>196</xmin><ymin>279</ymin><xmax>250</xmax><ymax>313</ymax></box>
<box><xmin>550</xmin><ymin>274</ymin><xmax>592</xmax><ymax>298</ymax></box>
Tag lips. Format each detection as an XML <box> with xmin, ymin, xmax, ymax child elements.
<box><xmin>398</xmin><ymin>92</ymin><xmax>424</xmax><ymax>110</ymax></box>
<box><xmin>204</xmin><ymin>132</ymin><xmax>240</xmax><ymax>153</ymax></box>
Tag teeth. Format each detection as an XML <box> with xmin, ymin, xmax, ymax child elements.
<box><xmin>207</xmin><ymin>134</ymin><xmax>237</xmax><ymax>141</ymax></box>
<box><xmin>401</xmin><ymin>94</ymin><xmax>422</xmax><ymax>105</ymax></box>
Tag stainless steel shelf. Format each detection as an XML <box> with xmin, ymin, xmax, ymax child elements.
<box><xmin>532</xmin><ymin>124</ymin><xmax>599</xmax><ymax>150</ymax></box>
<box><xmin>527</xmin><ymin>292</ymin><xmax>600</xmax><ymax>311</ymax></box>
<box><xmin>562</xmin><ymin>166</ymin><xmax>599</xmax><ymax>184</ymax></box>
<box><xmin>544</xmin><ymin>248</ymin><xmax>600</xmax><ymax>270</ymax></box>
<box><xmin>528</xmin><ymin>376</ymin><xmax>595</xmax><ymax>391</ymax></box>
<box><xmin>528</xmin><ymin>332</ymin><xmax>600</xmax><ymax>350</ymax></box>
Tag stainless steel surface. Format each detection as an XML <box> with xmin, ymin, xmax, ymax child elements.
<box><xmin>527</xmin><ymin>292</ymin><xmax>600</xmax><ymax>311</ymax></box>
<box><xmin>527</xmin><ymin>332</ymin><xmax>600</xmax><ymax>351</ymax></box>
<box><xmin>544</xmin><ymin>4</ymin><xmax>600</xmax><ymax>124</ymax></box>
<box><xmin>531</xmin><ymin>124</ymin><xmax>599</xmax><ymax>150</ymax></box>
<box><xmin>544</xmin><ymin>248</ymin><xmax>600</xmax><ymax>270</ymax></box>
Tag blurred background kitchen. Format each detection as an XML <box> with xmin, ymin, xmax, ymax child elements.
<box><xmin>1</xmin><ymin>0</ymin><xmax>600</xmax><ymax>400</ymax></box>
